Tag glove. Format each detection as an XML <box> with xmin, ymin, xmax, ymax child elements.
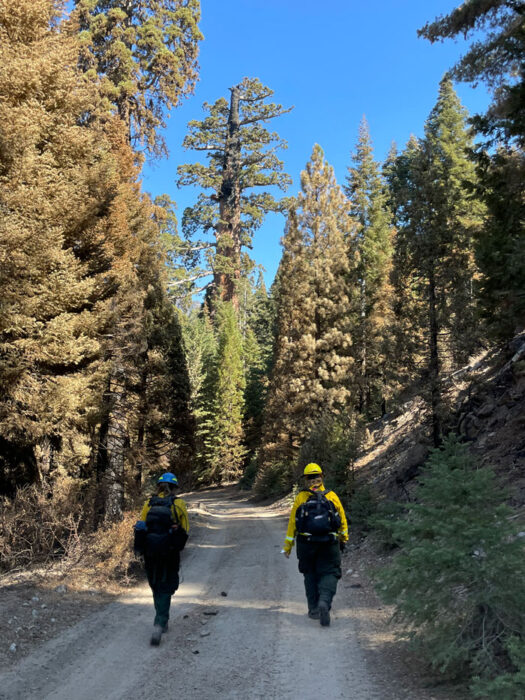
<box><xmin>339</xmin><ymin>541</ymin><xmax>346</xmax><ymax>554</ymax></box>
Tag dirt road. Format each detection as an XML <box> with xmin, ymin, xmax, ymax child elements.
<box><xmin>0</xmin><ymin>488</ymin><xmax>446</xmax><ymax>699</ymax></box>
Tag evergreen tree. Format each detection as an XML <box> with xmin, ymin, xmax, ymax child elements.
<box><xmin>419</xmin><ymin>1</ymin><xmax>525</xmax><ymax>147</ymax></box>
<box><xmin>0</xmin><ymin>0</ymin><xmax>196</xmax><ymax>528</ymax></box>
<box><xmin>420</xmin><ymin>3</ymin><xmax>525</xmax><ymax>342</ymax></box>
<box><xmin>0</xmin><ymin>0</ymin><xmax>119</xmax><ymax>492</ymax></box>
<box><xmin>129</xmin><ymin>231</ymin><xmax>195</xmax><ymax>491</ymax></box>
<box><xmin>74</xmin><ymin>0</ymin><xmax>203</xmax><ymax>156</ymax></box>
<box><xmin>256</xmin><ymin>211</ymin><xmax>312</xmax><ymax>486</ymax></box>
<box><xmin>376</xmin><ymin>437</ymin><xmax>525</xmax><ymax>688</ymax></box>
<box><xmin>257</xmin><ymin>146</ymin><xmax>357</xmax><ymax>490</ymax></box>
<box><xmin>177</xmin><ymin>78</ymin><xmax>292</xmax><ymax>307</ymax></box>
<box><xmin>383</xmin><ymin>138</ymin><xmax>427</xmax><ymax>391</ymax></box>
<box><xmin>93</xmin><ymin>146</ymin><xmax>194</xmax><ymax>521</ymax></box>
<box><xmin>475</xmin><ymin>147</ymin><xmax>525</xmax><ymax>337</ymax></box>
<box><xmin>424</xmin><ymin>77</ymin><xmax>484</xmax><ymax>364</ymax></box>
<box><xmin>180</xmin><ymin>306</ymin><xmax>217</xmax><ymax>477</ymax></box>
<box><xmin>242</xmin><ymin>272</ymin><xmax>276</xmax><ymax>458</ymax></box>
<box><xmin>204</xmin><ymin>303</ymin><xmax>246</xmax><ymax>483</ymax></box>
<box><xmin>345</xmin><ymin>118</ymin><xmax>395</xmax><ymax>417</ymax></box>
<box><xmin>387</xmin><ymin>78</ymin><xmax>484</xmax><ymax>444</ymax></box>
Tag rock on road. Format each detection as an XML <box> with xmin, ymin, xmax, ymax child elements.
<box><xmin>0</xmin><ymin>488</ymin><xmax>442</xmax><ymax>700</ymax></box>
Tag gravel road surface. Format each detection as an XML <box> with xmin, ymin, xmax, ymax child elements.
<box><xmin>0</xmin><ymin>488</ymin><xmax>449</xmax><ymax>699</ymax></box>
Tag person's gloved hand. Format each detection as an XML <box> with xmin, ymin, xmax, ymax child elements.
<box><xmin>339</xmin><ymin>541</ymin><xmax>346</xmax><ymax>554</ymax></box>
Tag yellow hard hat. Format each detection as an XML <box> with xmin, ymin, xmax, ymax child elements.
<box><xmin>303</xmin><ymin>463</ymin><xmax>323</xmax><ymax>476</ymax></box>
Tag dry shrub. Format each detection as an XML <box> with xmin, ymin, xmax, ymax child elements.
<box><xmin>0</xmin><ymin>475</ymin><xmax>83</xmax><ymax>572</ymax></box>
<box><xmin>79</xmin><ymin>512</ymin><xmax>140</xmax><ymax>587</ymax></box>
<box><xmin>1</xmin><ymin>476</ymin><xmax>142</xmax><ymax>588</ymax></box>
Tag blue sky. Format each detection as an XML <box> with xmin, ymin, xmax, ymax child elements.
<box><xmin>142</xmin><ymin>0</ymin><xmax>490</xmax><ymax>288</ymax></box>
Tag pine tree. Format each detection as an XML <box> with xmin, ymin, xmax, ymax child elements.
<box><xmin>242</xmin><ymin>272</ymin><xmax>276</xmax><ymax>458</ymax></box>
<box><xmin>419</xmin><ymin>1</ymin><xmax>525</xmax><ymax>148</ymax></box>
<box><xmin>92</xmin><ymin>142</ymin><xmax>195</xmax><ymax>521</ymax></box>
<box><xmin>74</xmin><ymin>0</ymin><xmax>203</xmax><ymax>156</ymax></box>
<box><xmin>180</xmin><ymin>306</ymin><xmax>217</xmax><ymax>477</ymax></box>
<box><xmin>475</xmin><ymin>147</ymin><xmax>525</xmax><ymax>337</ymax></box>
<box><xmin>345</xmin><ymin>118</ymin><xmax>395</xmax><ymax>417</ymax></box>
<box><xmin>420</xmin><ymin>3</ymin><xmax>525</xmax><ymax>342</ymax></box>
<box><xmin>383</xmin><ymin>138</ymin><xmax>427</xmax><ymax>391</ymax></box>
<box><xmin>387</xmin><ymin>78</ymin><xmax>484</xmax><ymax>444</ymax></box>
<box><xmin>257</xmin><ymin>211</ymin><xmax>313</xmax><ymax>483</ymax></box>
<box><xmin>0</xmin><ymin>0</ymin><xmax>196</xmax><ymax>529</ymax></box>
<box><xmin>177</xmin><ymin>78</ymin><xmax>292</xmax><ymax>307</ymax></box>
<box><xmin>0</xmin><ymin>0</ymin><xmax>122</xmax><ymax>492</ymax></box>
<box><xmin>128</xmin><ymin>225</ymin><xmax>195</xmax><ymax>491</ymax></box>
<box><xmin>257</xmin><ymin>146</ymin><xmax>357</xmax><ymax>490</ymax></box>
<box><xmin>205</xmin><ymin>303</ymin><xmax>246</xmax><ymax>483</ymax></box>
<box><xmin>376</xmin><ymin>437</ymin><xmax>525</xmax><ymax>686</ymax></box>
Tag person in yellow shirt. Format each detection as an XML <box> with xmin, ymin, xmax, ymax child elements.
<box><xmin>282</xmin><ymin>463</ymin><xmax>348</xmax><ymax>626</ymax></box>
<box><xmin>134</xmin><ymin>472</ymin><xmax>189</xmax><ymax>646</ymax></box>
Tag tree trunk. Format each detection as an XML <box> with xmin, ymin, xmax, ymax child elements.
<box><xmin>96</xmin><ymin>366</ymin><xmax>126</xmax><ymax>525</ymax></box>
<box><xmin>34</xmin><ymin>437</ymin><xmax>53</xmax><ymax>484</ymax></box>
<box><xmin>134</xmin><ymin>357</ymin><xmax>149</xmax><ymax>492</ymax></box>
<box><xmin>358</xmin><ymin>277</ymin><xmax>367</xmax><ymax>414</ymax></box>
<box><xmin>428</xmin><ymin>267</ymin><xmax>441</xmax><ymax>447</ymax></box>
<box><xmin>214</xmin><ymin>84</ymin><xmax>242</xmax><ymax>308</ymax></box>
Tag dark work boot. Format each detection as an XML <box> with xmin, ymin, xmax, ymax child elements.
<box><xmin>318</xmin><ymin>600</ymin><xmax>330</xmax><ymax>627</ymax></box>
<box><xmin>150</xmin><ymin>624</ymin><xmax>163</xmax><ymax>646</ymax></box>
<box><xmin>308</xmin><ymin>609</ymin><xmax>320</xmax><ymax>620</ymax></box>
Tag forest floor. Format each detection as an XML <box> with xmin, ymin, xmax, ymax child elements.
<box><xmin>0</xmin><ymin>486</ymin><xmax>465</xmax><ymax>700</ymax></box>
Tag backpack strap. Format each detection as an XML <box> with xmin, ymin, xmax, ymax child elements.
<box><xmin>303</xmin><ymin>488</ymin><xmax>332</xmax><ymax>498</ymax></box>
<box><xmin>170</xmin><ymin>496</ymin><xmax>182</xmax><ymax>526</ymax></box>
<box><xmin>148</xmin><ymin>495</ymin><xmax>180</xmax><ymax>525</ymax></box>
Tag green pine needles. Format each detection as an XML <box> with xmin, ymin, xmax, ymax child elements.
<box><xmin>375</xmin><ymin>436</ymin><xmax>525</xmax><ymax>695</ymax></box>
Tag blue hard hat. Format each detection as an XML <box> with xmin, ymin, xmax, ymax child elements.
<box><xmin>157</xmin><ymin>472</ymin><xmax>178</xmax><ymax>485</ymax></box>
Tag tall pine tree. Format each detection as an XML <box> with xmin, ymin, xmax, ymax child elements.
<box><xmin>0</xmin><ymin>0</ymin><xmax>121</xmax><ymax>492</ymax></box>
<box><xmin>257</xmin><ymin>146</ymin><xmax>357</xmax><ymax>491</ymax></box>
<box><xmin>345</xmin><ymin>118</ymin><xmax>395</xmax><ymax>417</ymax></box>
<box><xmin>388</xmin><ymin>78</ymin><xmax>484</xmax><ymax>444</ymax></box>
<box><xmin>204</xmin><ymin>303</ymin><xmax>246</xmax><ymax>483</ymax></box>
<box><xmin>177</xmin><ymin>78</ymin><xmax>292</xmax><ymax>307</ymax></box>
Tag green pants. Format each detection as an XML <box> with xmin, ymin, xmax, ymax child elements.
<box><xmin>152</xmin><ymin>591</ymin><xmax>172</xmax><ymax>628</ymax></box>
<box><xmin>296</xmin><ymin>538</ymin><xmax>341</xmax><ymax>612</ymax></box>
<box><xmin>145</xmin><ymin>554</ymin><xmax>180</xmax><ymax>628</ymax></box>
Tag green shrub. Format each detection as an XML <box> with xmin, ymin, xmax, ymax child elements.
<box><xmin>348</xmin><ymin>485</ymin><xmax>378</xmax><ymax>532</ymax></box>
<box><xmin>471</xmin><ymin>637</ymin><xmax>525</xmax><ymax>699</ymax></box>
<box><xmin>253</xmin><ymin>461</ymin><xmax>293</xmax><ymax>497</ymax></box>
<box><xmin>368</xmin><ymin>499</ymin><xmax>406</xmax><ymax>550</ymax></box>
<box><xmin>239</xmin><ymin>453</ymin><xmax>258</xmax><ymax>490</ymax></box>
<box><xmin>298</xmin><ymin>412</ymin><xmax>364</xmax><ymax>494</ymax></box>
<box><xmin>374</xmin><ymin>435</ymin><xmax>525</xmax><ymax>689</ymax></box>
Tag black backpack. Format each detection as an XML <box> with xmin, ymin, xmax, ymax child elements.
<box><xmin>143</xmin><ymin>496</ymin><xmax>187</xmax><ymax>558</ymax></box>
<box><xmin>295</xmin><ymin>489</ymin><xmax>342</xmax><ymax>542</ymax></box>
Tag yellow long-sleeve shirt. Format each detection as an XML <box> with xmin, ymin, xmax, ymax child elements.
<box><xmin>140</xmin><ymin>491</ymin><xmax>189</xmax><ymax>533</ymax></box>
<box><xmin>283</xmin><ymin>486</ymin><xmax>348</xmax><ymax>554</ymax></box>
